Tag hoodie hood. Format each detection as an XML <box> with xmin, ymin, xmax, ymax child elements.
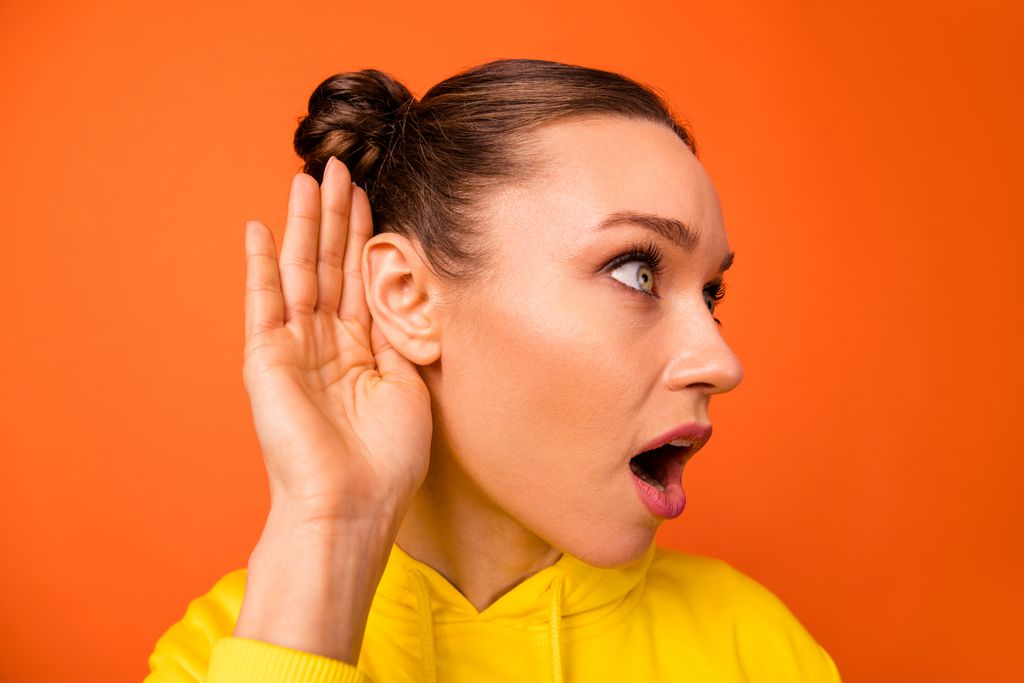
<box><xmin>372</xmin><ymin>541</ymin><xmax>657</xmax><ymax>683</ymax></box>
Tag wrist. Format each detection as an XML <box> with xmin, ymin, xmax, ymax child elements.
<box><xmin>267</xmin><ymin>488</ymin><xmax>407</xmax><ymax>534</ymax></box>
<box><xmin>235</xmin><ymin>505</ymin><xmax>401</xmax><ymax>664</ymax></box>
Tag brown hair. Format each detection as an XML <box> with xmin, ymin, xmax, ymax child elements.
<box><xmin>293</xmin><ymin>58</ymin><xmax>696</xmax><ymax>283</ymax></box>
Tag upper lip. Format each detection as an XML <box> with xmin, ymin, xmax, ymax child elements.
<box><xmin>633</xmin><ymin>422</ymin><xmax>713</xmax><ymax>459</ymax></box>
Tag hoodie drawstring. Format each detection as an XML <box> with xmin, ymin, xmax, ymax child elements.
<box><xmin>409</xmin><ymin>567</ymin><xmax>438</xmax><ymax>683</ymax></box>
<box><xmin>407</xmin><ymin>566</ymin><xmax>567</xmax><ymax>683</ymax></box>
<box><xmin>548</xmin><ymin>573</ymin><xmax>566</xmax><ymax>683</ymax></box>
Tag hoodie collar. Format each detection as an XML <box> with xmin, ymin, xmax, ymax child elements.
<box><xmin>375</xmin><ymin>539</ymin><xmax>656</xmax><ymax>627</ymax></box>
<box><xmin>374</xmin><ymin>541</ymin><xmax>657</xmax><ymax>683</ymax></box>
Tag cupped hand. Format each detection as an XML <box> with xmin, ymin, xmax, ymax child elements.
<box><xmin>242</xmin><ymin>157</ymin><xmax>433</xmax><ymax>527</ymax></box>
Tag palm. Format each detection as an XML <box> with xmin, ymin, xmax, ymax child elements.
<box><xmin>242</xmin><ymin>159</ymin><xmax>432</xmax><ymax>524</ymax></box>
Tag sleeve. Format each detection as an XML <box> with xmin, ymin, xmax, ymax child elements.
<box><xmin>722</xmin><ymin>563</ymin><xmax>843</xmax><ymax>683</ymax></box>
<box><xmin>143</xmin><ymin>569</ymin><xmax>374</xmax><ymax>683</ymax></box>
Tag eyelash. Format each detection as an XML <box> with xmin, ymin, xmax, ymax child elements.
<box><xmin>606</xmin><ymin>240</ymin><xmax>728</xmax><ymax>325</ymax></box>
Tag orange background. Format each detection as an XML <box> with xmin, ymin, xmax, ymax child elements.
<box><xmin>1</xmin><ymin>1</ymin><xmax>1020</xmax><ymax>681</ymax></box>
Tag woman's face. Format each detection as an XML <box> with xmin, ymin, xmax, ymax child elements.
<box><xmin>428</xmin><ymin>116</ymin><xmax>743</xmax><ymax>567</ymax></box>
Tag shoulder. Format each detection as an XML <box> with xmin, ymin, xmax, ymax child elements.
<box><xmin>647</xmin><ymin>546</ymin><xmax>797</xmax><ymax>622</ymax></box>
<box><xmin>645</xmin><ymin>546</ymin><xmax>842</xmax><ymax>682</ymax></box>
<box><xmin>144</xmin><ymin>568</ymin><xmax>248</xmax><ymax>682</ymax></box>
<box><xmin>144</xmin><ymin>568</ymin><xmax>373</xmax><ymax>683</ymax></box>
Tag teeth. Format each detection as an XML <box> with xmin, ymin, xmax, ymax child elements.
<box><xmin>668</xmin><ymin>438</ymin><xmax>693</xmax><ymax>447</ymax></box>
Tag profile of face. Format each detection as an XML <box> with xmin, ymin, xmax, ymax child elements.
<box><xmin>368</xmin><ymin>116</ymin><xmax>744</xmax><ymax>568</ymax></box>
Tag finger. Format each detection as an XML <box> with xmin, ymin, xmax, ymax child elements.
<box><xmin>315</xmin><ymin>157</ymin><xmax>353</xmax><ymax>315</ymax></box>
<box><xmin>369</xmin><ymin>315</ymin><xmax>418</xmax><ymax>380</ymax></box>
<box><xmin>279</xmin><ymin>173</ymin><xmax>321</xmax><ymax>321</ymax></box>
<box><xmin>244</xmin><ymin>220</ymin><xmax>284</xmax><ymax>341</ymax></box>
<box><xmin>338</xmin><ymin>183</ymin><xmax>373</xmax><ymax>333</ymax></box>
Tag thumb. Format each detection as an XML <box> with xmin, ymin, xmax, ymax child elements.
<box><xmin>369</xmin><ymin>317</ymin><xmax>419</xmax><ymax>380</ymax></box>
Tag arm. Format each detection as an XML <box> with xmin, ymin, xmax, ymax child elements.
<box><xmin>142</xmin><ymin>514</ymin><xmax>390</xmax><ymax>683</ymax></box>
<box><xmin>146</xmin><ymin>157</ymin><xmax>432</xmax><ymax>682</ymax></box>
<box><xmin>230</xmin><ymin>507</ymin><xmax>398</xmax><ymax>667</ymax></box>
<box><xmin>143</xmin><ymin>526</ymin><xmax>385</xmax><ymax>683</ymax></box>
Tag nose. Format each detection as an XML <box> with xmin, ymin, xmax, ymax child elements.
<box><xmin>663</xmin><ymin>310</ymin><xmax>744</xmax><ymax>395</ymax></box>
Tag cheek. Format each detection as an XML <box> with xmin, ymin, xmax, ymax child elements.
<box><xmin>439</xmin><ymin>276</ymin><xmax>649</xmax><ymax>493</ymax></box>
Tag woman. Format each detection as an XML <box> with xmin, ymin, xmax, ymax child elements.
<box><xmin>145</xmin><ymin>58</ymin><xmax>841</xmax><ymax>682</ymax></box>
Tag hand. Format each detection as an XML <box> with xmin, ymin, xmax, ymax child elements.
<box><xmin>242</xmin><ymin>157</ymin><xmax>433</xmax><ymax>527</ymax></box>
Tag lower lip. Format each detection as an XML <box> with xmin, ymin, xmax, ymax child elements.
<box><xmin>631</xmin><ymin>457</ymin><xmax>686</xmax><ymax>519</ymax></box>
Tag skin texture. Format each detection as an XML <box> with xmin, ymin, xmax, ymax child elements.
<box><xmin>362</xmin><ymin>116</ymin><xmax>744</xmax><ymax>612</ymax></box>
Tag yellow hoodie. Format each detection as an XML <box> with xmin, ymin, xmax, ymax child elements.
<box><xmin>144</xmin><ymin>540</ymin><xmax>841</xmax><ymax>682</ymax></box>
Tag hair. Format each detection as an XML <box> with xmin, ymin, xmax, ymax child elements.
<box><xmin>293</xmin><ymin>58</ymin><xmax>697</xmax><ymax>285</ymax></box>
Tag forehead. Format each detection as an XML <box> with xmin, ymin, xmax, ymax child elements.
<box><xmin>487</xmin><ymin>116</ymin><xmax>727</xmax><ymax>255</ymax></box>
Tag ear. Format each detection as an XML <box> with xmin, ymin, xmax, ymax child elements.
<box><xmin>361</xmin><ymin>233</ymin><xmax>443</xmax><ymax>366</ymax></box>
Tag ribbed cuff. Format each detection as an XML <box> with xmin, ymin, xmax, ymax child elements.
<box><xmin>207</xmin><ymin>637</ymin><xmax>372</xmax><ymax>683</ymax></box>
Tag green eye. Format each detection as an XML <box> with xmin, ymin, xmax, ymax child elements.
<box><xmin>606</xmin><ymin>241</ymin><xmax>665</xmax><ymax>299</ymax></box>
<box><xmin>611</xmin><ymin>261</ymin><xmax>656</xmax><ymax>295</ymax></box>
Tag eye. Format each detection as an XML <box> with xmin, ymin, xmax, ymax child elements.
<box><xmin>606</xmin><ymin>240</ymin><xmax>665</xmax><ymax>299</ymax></box>
<box><xmin>605</xmin><ymin>241</ymin><xmax>730</xmax><ymax>325</ymax></box>
<box><xmin>704</xmin><ymin>277</ymin><xmax>728</xmax><ymax>325</ymax></box>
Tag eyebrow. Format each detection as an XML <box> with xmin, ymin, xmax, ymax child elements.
<box><xmin>595</xmin><ymin>210</ymin><xmax>735</xmax><ymax>272</ymax></box>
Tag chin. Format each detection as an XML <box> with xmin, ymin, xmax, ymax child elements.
<box><xmin>556</xmin><ymin>525</ymin><xmax>657</xmax><ymax>568</ymax></box>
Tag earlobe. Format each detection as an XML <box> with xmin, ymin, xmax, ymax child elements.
<box><xmin>362</xmin><ymin>234</ymin><xmax>443</xmax><ymax>367</ymax></box>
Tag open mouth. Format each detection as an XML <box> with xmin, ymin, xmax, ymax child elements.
<box><xmin>629</xmin><ymin>443</ymin><xmax>686</xmax><ymax>492</ymax></box>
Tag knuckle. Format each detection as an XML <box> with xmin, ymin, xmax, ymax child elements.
<box><xmin>280</xmin><ymin>253</ymin><xmax>317</xmax><ymax>271</ymax></box>
<box><xmin>289</xmin><ymin>209</ymin><xmax>319</xmax><ymax>223</ymax></box>
<box><xmin>318</xmin><ymin>246</ymin><xmax>345</xmax><ymax>269</ymax></box>
<box><xmin>246</xmin><ymin>278</ymin><xmax>280</xmax><ymax>294</ymax></box>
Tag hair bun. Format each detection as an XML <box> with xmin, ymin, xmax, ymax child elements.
<box><xmin>293</xmin><ymin>69</ymin><xmax>416</xmax><ymax>187</ymax></box>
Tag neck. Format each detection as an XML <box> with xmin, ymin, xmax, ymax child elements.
<box><xmin>395</xmin><ymin>450</ymin><xmax>563</xmax><ymax>613</ymax></box>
